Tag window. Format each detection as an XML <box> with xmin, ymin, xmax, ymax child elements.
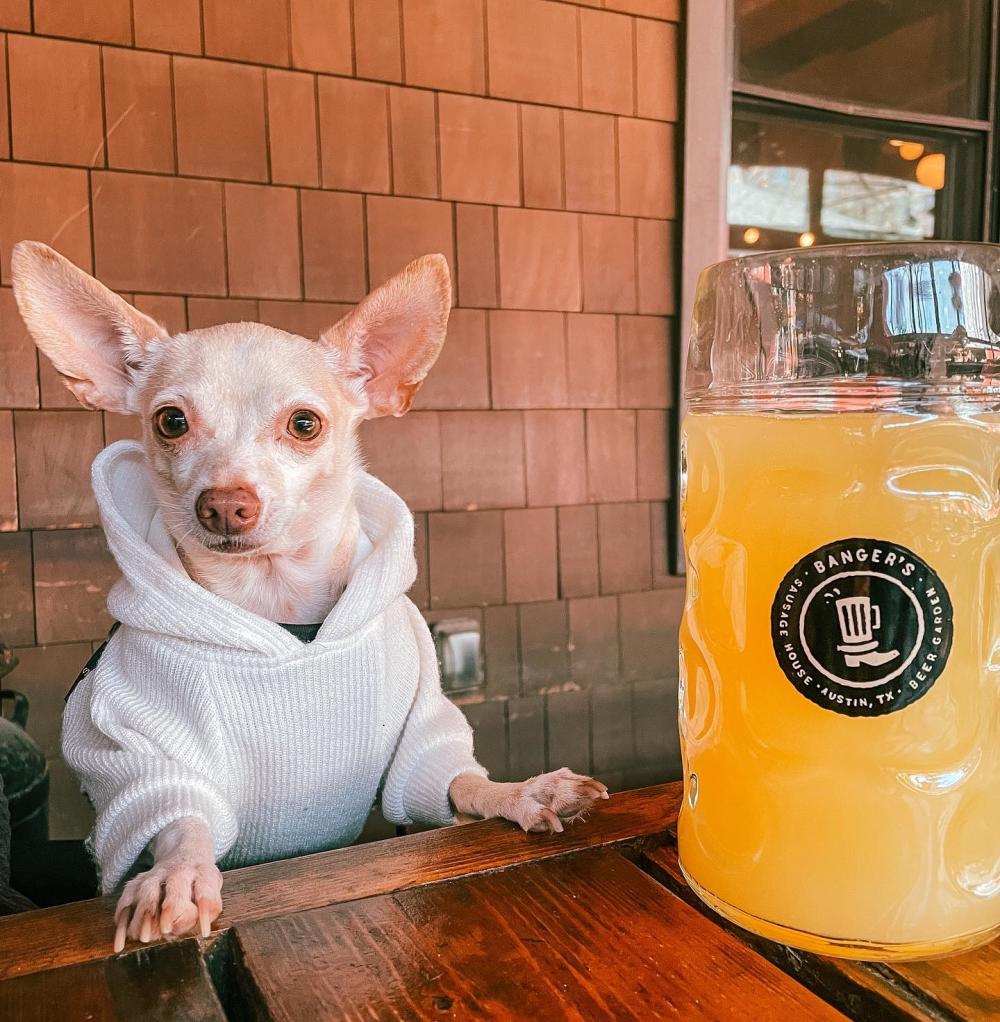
<box><xmin>679</xmin><ymin>1</ymin><xmax>1000</xmax><ymax>569</ymax></box>
<box><xmin>735</xmin><ymin>0</ymin><xmax>991</xmax><ymax>120</ymax></box>
<box><xmin>727</xmin><ymin>1</ymin><xmax>996</xmax><ymax>255</ymax></box>
<box><xmin>728</xmin><ymin>103</ymin><xmax>986</xmax><ymax>252</ymax></box>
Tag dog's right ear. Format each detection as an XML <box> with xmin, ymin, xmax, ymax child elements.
<box><xmin>10</xmin><ymin>241</ymin><xmax>167</xmax><ymax>414</ymax></box>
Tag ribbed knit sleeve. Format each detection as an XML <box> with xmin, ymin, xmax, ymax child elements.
<box><xmin>61</xmin><ymin>633</ymin><xmax>239</xmax><ymax>893</ymax></box>
<box><xmin>380</xmin><ymin>602</ymin><xmax>487</xmax><ymax>827</ymax></box>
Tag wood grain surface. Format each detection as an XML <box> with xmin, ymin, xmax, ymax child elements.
<box><xmin>229</xmin><ymin>848</ymin><xmax>849</xmax><ymax>1021</ymax></box>
<box><xmin>643</xmin><ymin>841</ymin><xmax>996</xmax><ymax>1022</ymax></box>
<box><xmin>894</xmin><ymin>941</ymin><xmax>1000</xmax><ymax>1022</ymax></box>
<box><xmin>0</xmin><ymin>783</ymin><xmax>680</xmax><ymax>981</ymax></box>
<box><xmin>0</xmin><ymin>938</ymin><xmax>225</xmax><ymax>1022</ymax></box>
<box><xmin>5</xmin><ymin>781</ymin><xmax>994</xmax><ymax>1022</ymax></box>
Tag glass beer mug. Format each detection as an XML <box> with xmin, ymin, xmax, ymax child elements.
<box><xmin>678</xmin><ymin>243</ymin><xmax>1000</xmax><ymax>960</ymax></box>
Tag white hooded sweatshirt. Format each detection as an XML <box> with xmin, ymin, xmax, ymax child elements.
<box><xmin>63</xmin><ymin>441</ymin><xmax>487</xmax><ymax>893</ymax></box>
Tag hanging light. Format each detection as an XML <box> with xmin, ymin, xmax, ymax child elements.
<box><xmin>799</xmin><ymin>231</ymin><xmax>816</xmax><ymax>248</ymax></box>
<box><xmin>743</xmin><ymin>227</ymin><xmax>761</xmax><ymax>245</ymax></box>
<box><xmin>916</xmin><ymin>152</ymin><xmax>946</xmax><ymax>190</ymax></box>
<box><xmin>897</xmin><ymin>142</ymin><xmax>925</xmax><ymax>161</ymax></box>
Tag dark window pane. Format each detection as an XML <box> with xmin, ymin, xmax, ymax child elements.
<box><xmin>728</xmin><ymin>102</ymin><xmax>984</xmax><ymax>253</ymax></box>
<box><xmin>735</xmin><ymin>0</ymin><xmax>991</xmax><ymax>121</ymax></box>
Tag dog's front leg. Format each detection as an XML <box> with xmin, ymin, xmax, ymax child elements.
<box><xmin>449</xmin><ymin>767</ymin><xmax>609</xmax><ymax>834</ymax></box>
<box><xmin>112</xmin><ymin>817</ymin><xmax>223</xmax><ymax>952</ymax></box>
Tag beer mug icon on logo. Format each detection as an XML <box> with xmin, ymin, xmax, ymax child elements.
<box><xmin>834</xmin><ymin>596</ymin><xmax>899</xmax><ymax>668</ymax></box>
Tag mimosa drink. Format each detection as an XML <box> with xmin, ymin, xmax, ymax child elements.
<box><xmin>679</xmin><ymin>242</ymin><xmax>1000</xmax><ymax>960</ymax></box>
<box><xmin>679</xmin><ymin>409</ymin><xmax>1000</xmax><ymax>958</ymax></box>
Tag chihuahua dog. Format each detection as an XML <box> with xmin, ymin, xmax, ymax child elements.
<box><xmin>12</xmin><ymin>242</ymin><xmax>608</xmax><ymax>952</ymax></box>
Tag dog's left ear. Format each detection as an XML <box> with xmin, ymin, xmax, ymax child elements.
<box><xmin>319</xmin><ymin>254</ymin><xmax>451</xmax><ymax>418</ymax></box>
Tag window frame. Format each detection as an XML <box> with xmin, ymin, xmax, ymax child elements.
<box><xmin>678</xmin><ymin>0</ymin><xmax>1000</xmax><ymax>570</ymax></box>
<box><xmin>683</xmin><ymin>0</ymin><xmax>999</xmax><ymax>294</ymax></box>
<box><xmin>729</xmin><ymin>95</ymin><xmax>989</xmax><ymax>249</ymax></box>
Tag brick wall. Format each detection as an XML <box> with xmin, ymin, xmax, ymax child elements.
<box><xmin>0</xmin><ymin>0</ymin><xmax>682</xmax><ymax>839</ymax></box>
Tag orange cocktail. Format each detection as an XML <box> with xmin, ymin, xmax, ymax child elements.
<box><xmin>678</xmin><ymin>244</ymin><xmax>1000</xmax><ymax>960</ymax></box>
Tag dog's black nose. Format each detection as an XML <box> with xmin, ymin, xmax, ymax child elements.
<box><xmin>196</xmin><ymin>486</ymin><xmax>261</xmax><ymax>536</ymax></box>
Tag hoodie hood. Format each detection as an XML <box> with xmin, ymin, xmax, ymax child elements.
<box><xmin>92</xmin><ymin>441</ymin><xmax>416</xmax><ymax>656</ymax></box>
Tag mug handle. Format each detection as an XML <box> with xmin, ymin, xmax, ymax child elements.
<box><xmin>871</xmin><ymin>604</ymin><xmax>881</xmax><ymax>632</ymax></box>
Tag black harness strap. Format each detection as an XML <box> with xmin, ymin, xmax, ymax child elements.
<box><xmin>66</xmin><ymin>621</ymin><xmax>122</xmax><ymax>703</ymax></box>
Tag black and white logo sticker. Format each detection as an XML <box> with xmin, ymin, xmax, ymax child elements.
<box><xmin>771</xmin><ymin>538</ymin><xmax>952</xmax><ymax>717</ymax></box>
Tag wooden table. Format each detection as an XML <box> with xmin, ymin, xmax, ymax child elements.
<box><xmin>0</xmin><ymin>783</ymin><xmax>995</xmax><ymax>1020</ymax></box>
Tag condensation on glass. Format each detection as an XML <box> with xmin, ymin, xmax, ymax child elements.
<box><xmin>735</xmin><ymin>0</ymin><xmax>991</xmax><ymax>121</ymax></box>
<box><xmin>679</xmin><ymin>242</ymin><xmax>1000</xmax><ymax>961</ymax></box>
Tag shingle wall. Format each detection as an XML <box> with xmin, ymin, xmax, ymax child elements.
<box><xmin>0</xmin><ymin>0</ymin><xmax>682</xmax><ymax>837</ymax></box>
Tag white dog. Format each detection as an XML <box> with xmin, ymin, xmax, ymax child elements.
<box><xmin>12</xmin><ymin>242</ymin><xmax>608</xmax><ymax>952</ymax></box>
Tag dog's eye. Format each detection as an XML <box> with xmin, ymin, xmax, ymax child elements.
<box><xmin>153</xmin><ymin>406</ymin><xmax>188</xmax><ymax>440</ymax></box>
<box><xmin>288</xmin><ymin>409</ymin><xmax>322</xmax><ymax>441</ymax></box>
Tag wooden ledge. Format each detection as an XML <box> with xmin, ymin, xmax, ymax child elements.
<box><xmin>642</xmin><ymin>841</ymin><xmax>1000</xmax><ymax>1022</ymax></box>
<box><xmin>0</xmin><ymin>782</ymin><xmax>681</xmax><ymax>981</ymax></box>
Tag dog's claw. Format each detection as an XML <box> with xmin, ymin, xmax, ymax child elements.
<box><xmin>497</xmin><ymin>767</ymin><xmax>608</xmax><ymax>834</ymax></box>
<box><xmin>112</xmin><ymin>859</ymin><xmax>223</xmax><ymax>952</ymax></box>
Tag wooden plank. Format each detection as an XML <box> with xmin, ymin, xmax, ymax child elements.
<box><xmin>228</xmin><ymin>848</ymin><xmax>849</xmax><ymax>1021</ymax></box>
<box><xmin>0</xmin><ymin>938</ymin><xmax>225</xmax><ymax>1022</ymax></box>
<box><xmin>641</xmin><ymin>843</ymin><xmax>966</xmax><ymax>1022</ymax></box>
<box><xmin>894</xmin><ymin>943</ymin><xmax>1000</xmax><ymax>1022</ymax></box>
<box><xmin>0</xmin><ymin>782</ymin><xmax>681</xmax><ymax>982</ymax></box>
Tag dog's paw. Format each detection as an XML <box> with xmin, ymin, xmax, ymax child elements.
<box><xmin>499</xmin><ymin>767</ymin><xmax>610</xmax><ymax>834</ymax></box>
<box><xmin>113</xmin><ymin>859</ymin><xmax>223</xmax><ymax>952</ymax></box>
